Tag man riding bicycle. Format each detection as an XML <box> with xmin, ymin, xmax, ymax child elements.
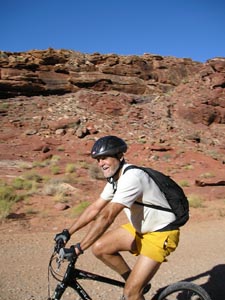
<box><xmin>55</xmin><ymin>135</ymin><xmax>180</xmax><ymax>300</ymax></box>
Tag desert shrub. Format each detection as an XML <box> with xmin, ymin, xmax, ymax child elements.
<box><xmin>32</xmin><ymin>160</ymin><xmax>51</xmax><ymax>168</ymax></box>
<box><xmin>54</xmin><ymin>192</ymin><xmax>69</xmax><ymax>203</ymax></box>
<box><xmin>42</xmin><ymin>181</ymin><xmax>62</xmax><ymax>196</ymax></box>
<box><xmin>11</xmin><ymin>173</ymin><xmax>42</xmax><ymax>195</ymax></box>
<box><xmin>23</xmin><ymin>172</ymin><xmax>43</xmax><ymax>183</ymax></box>
<box><xmin>0</xmin><ymin>200</ymin><xmax>12</xmax><ymax>220</ymax></box>
<box><xmin>50</xmin><ymin>165</ymin><xmax>61</xmax><ymax>175</ymax></box>
<box><xmin>188</xmin><ymin>194</ymin><xmax>204</xmax><ymax>208</ymax></box>
<box><xmin>0</xmin><ymin>183</ymin><xmax>23</xmax><ymax>220</ymax></box>
<box><xmin>42</xmin><ymin>178</ymin><xmax>73</xmax><ymax>196</ymax></box>
<box><xmin>65</xmin><ymin>163</ymin><xmax>76</xmax><ymax>173</ymax></box>
<box><xmin>200</xmin><ymin>172</ymin><xmax>215</xmax><ymax>179</ymax></box>
<box><xmin>64</xmin><ymin>174</ymin><xmax>79</xmax><ymax>185</ymax></box>
<box><xmin>77</xmin><ymin>161</ymin><xmax>90</xmax><ymax>169</ymax></box>
<box><xmin>51</xmin><ymin>155</ymin><xmax>61</xmax><ymax>164</ymax></box>
<box><xmin>183</xmin><ymin>164</ymin><xmax>194</xmax><ymax>170</ymax></box>
<box><xmin>70</xmin><ymin>201</ymin><xmax>90</xmax><ymax>217</ymax></box>
<box><xmin>12</xmin><ymin>177</ymin><xmax>33</xmax><ymax>190</ymax></box>
<box><xmin>178</xmin><ymin>180</ymin><xmax>190</xmax><ymax>187</ymax></box>
<box><xmin>0</xmin><ymin>184</ymin><xmax>20</xmax><ymax>202</ymax></box>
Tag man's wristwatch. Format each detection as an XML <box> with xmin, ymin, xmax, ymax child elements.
<box><xmin>74</xmin><ymin>243</ymin><xmax>84</xmax><ymax>255</ymax></box>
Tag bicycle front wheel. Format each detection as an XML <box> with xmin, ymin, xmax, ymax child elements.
<box><xmin>157</xmin><ymin>281</ymin><xmax>212</xmax><ymax>300</ymax></box>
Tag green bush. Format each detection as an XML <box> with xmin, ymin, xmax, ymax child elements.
<box><xmin>12</xmin><ymin>177</ymin><xmax>33</xmax><ymax>190</ymax></box>
<box><xmin>0</xmin><ymin>184</ymin><xmax>21</xmax><ymax>202</ymax></box>
<box><xmin>188</xmin><ymin>194</ymin><xmax>204</xmax><ymax>208</ymax></box>
<box><xmin>70</xmin><ymin>201</ymin><xmax>90</xmax><ymax>217</ymax></box>
<box><xmin>65</xmin><ymin>163</ymin><xmax>76</xmax><ymax>173</ymax></box>
<box><xmin>179</xmin><ymin>180</ymin><xmax>190</xmax><ymax>187</ymax></box>
<box><xmin>0</xmin><ymin>184</ymin><xmax>23</xmax><ymax>220</ymax></box>
<box><xmin>50</xmin><ymin>165</ymin><xmax>61</xmax><ymax>175</ymax></box>
<box><xmin>0</xmin><ymin>200</ymin><xmax>12</xmax><ymax>220</ymax></box>
<box><xmin>23</xmin><ymin>172</ymin><xmax>42</xmax><ymax>182</ymax></box>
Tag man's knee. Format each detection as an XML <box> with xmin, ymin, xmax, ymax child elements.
<box><xmin>92</xmin><ymin>240</ymin><xmax>103</xmax><ymax>257</ymax></box>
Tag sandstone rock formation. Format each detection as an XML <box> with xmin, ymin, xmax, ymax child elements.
<box><xmin>0</xmin><ymin>49</ymin><xmax>224</xmax><ymax>164</ymax></box>
<box><xmin>0</xmin><ymin>48</ymin><xmax>201</xmax><ymax>98</ymax></box>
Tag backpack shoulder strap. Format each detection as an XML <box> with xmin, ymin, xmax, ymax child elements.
<box><xmin>123</xmin><ymin>165</ymin><xmax>163</xmax><ymax>188</ymax></box>
<box><xmin>123</xmin><ymin>165</ymin><xmax>173</xmax><ymax>213</ymax></box>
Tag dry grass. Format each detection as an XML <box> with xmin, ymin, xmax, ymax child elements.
<box><xmin>0</xmin><ymin>181</ymin><xmax>24</xmax><ymax>220</ymax></box>
<box><xmin>188</xmin><ymin>194</ymin><xmax>204</xmax><ymax>208</ymax></box>
<box><xmin>70</xmin><ymin>201</ymin><xmax>91</xmax><ymax>217</ymax></box>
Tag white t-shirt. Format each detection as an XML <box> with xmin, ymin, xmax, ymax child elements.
<box><xmin>100</xmin><ymin>164</ymin><xmax>176</xmax><ymax>233</ymax></box>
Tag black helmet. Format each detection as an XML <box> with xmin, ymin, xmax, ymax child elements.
<box><xmin>91</xmin><ymin>136</ymin><xmax>127</xmax><ymax>159</ymax></box>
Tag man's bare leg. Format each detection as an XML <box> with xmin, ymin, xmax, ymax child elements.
<box><xmin>123</xmin><ymin>255</ymin><xmax>161</xmax><ymax>300</ymax></box>
<box><xmin>92</xmin><ymin>227</ymin><xmax>136</xmax><ymax>279</ymax></box>
<box><xmin>92</xmin><ymin>227</ymin><xmax>161</xmax><ymax>300</ymax></box>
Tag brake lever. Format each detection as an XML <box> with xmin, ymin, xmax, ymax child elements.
<box><xmin>56</xmin><ymin>255</ymin><xmax>62</xmax><ymax>270</ymax></box>
<box><xmin>53</xmin><ymin>242</ymin><xmax>64</xmax><ymax>270</ymax></box>
<box><xmin>54</xmin><ymin>238</ymin><xmax>65</xmax><ymax>254</ymax></box>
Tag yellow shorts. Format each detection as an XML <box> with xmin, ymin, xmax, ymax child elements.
<box><xmin>121</xmin><ymin>223</ymin><xmax>180</xmax><ymax>263</ymax></box>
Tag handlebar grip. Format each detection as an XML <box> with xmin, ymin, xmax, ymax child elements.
<box><xmin>59</xmin><ymin>246</ymin><xmax>77</xmax><ymax>261</ymax></box>
<box><xmin>54</xmin><ymin>238</ymin><xmax>65</xmax><ymax>253</ymax></box>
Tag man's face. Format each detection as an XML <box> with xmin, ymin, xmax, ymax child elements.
<box><xmin>97</xmin><ymin>156</ymin><xmax>120</xmax><ymax>178</ymax></box>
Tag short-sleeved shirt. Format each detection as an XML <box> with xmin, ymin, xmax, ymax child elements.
<box><xmin>100</xmin><ymin>163</ymin><xmax>176</xmax><ymax>233</ymax></box>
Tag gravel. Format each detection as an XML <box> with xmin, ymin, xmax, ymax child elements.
<box><xmin>0</xmin><ymin>219</ymin><xmax>225</xmax><ymax>300</ymax></box>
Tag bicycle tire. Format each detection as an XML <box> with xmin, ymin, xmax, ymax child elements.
<box><xmin>157</xmin><ymin>281</ymin><xmax>212</xmax><ymax>300</ymax></box>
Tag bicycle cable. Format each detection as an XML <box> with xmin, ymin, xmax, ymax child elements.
<box><xmin>48</xmin><ymin>252</ymin><xmax>64</xmax><ymax>299</ymax></box>
<box><xmin>47</xmin><ymin>253</ymin><xmax>54</xmax><ymax>300</ymax></box>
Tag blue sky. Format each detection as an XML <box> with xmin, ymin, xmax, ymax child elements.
<box><xmin>1</xmin><ymin>0</ymin><xmax>225</xmax><ymax>62</ymax></box>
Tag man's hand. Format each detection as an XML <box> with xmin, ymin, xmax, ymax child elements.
<box><xmin>54</xmin><ymin>229</ymin><xmax>70</xmax><ymax>252</ymax></box>
<box><xmin>59</xmin><ymin>246</ymin><xmax>76</xmax><ymax>262</ymax></box>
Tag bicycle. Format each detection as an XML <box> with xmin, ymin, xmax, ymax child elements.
<box><xmin>48</xmin><ymin>245</ymin><xmax>212</xmax><ymax>300</ymax></box>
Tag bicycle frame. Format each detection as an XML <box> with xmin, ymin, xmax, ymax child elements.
<box><xmin>49</xmin><ymin>252</ymin><xmax>211</xmax><ymax>300</ymax></box>
<box><xmin>51</xmin><ymin>257</ymin><xmax>125</xmax><ymax>300</ymax></box>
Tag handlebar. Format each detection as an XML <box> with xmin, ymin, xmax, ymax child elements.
<box><xmin>48</xmin><ymin>244</ymin><xmax>78</xmax><ymax>300</ymax></box>
<box><xmin>48</xmin><ymin>245</ymin><xmax>78</xmax><ymax>283</ymax></box>
<box><xmin>54</xmin><ymin>239</ymin><xmax>65</xmax><ymax>254</ymax></box>
<box><xmin>53</xmin><ymin>242</ymin><xmax>78</xmax><ymax>266</ymax></box>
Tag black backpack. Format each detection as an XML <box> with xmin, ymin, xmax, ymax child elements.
<box><xmin>123</xmin><ymin>165</ymin><xmax>189</xmax><ymax>231</ymax></box>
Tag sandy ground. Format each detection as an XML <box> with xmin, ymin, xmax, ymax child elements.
<box><xmin>0</xmin><ymin>217</ymin><xmax>225</xmax><ymax>300</ymax></box>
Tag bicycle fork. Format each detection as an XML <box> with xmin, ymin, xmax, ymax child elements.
<box><xmin>51</xmin><ymin>261</ymin><xmax>92</xmax><ymax>300</ymax></box>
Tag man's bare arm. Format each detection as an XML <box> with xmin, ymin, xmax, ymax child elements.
<box><xmin>79</xmin><ymin>202</ymin><xmax>125</xmax><ymax>251</ymax></box>
<box><xmin>68</xmin><ymin>197</ymin><xmax>108</xmax><ymax>235</ymax></box>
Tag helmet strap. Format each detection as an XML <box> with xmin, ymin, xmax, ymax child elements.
<box><xmin>107</xmin><ymin>157</ymin><xmax>125</xmax><ymax>193</ymax></box>
<box><xmin>107</xmin><ymin>177</ymin><xmax>117</xmax><ymax>193</ymax></box>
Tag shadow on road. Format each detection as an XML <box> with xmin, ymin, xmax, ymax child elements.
<box><xmin>184</xmin><ymin>264</ymin><xmax>225</xmax><ymax>300</ymax></box>
<box><xmin>153</xmin><ymin>264</ymin><xmax>225</xmax><ymax>300</ymax></box>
